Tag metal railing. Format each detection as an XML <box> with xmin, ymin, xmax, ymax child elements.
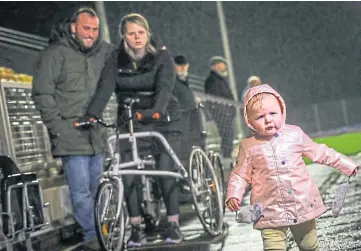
<box><xmin>188</xmin><ymin>75</ymin><xmax>361</xmax><ymax>138</ymax></box>
<box><xmin>192</xmin><ymin>91</ymin><xmax>361</xmax><ymax>161</ymax></box>
<box><xmin>192</xmin><ymin>92</ymin><xmax>244</xmax><ymax>159</ymax></box>
<box><xmin>287</xmin><ymin>97</ymin><xmax>361</xmax><ymax>137</ymax></box>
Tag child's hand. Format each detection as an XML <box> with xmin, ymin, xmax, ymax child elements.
<box><xmin>352</xmin><ymin>166</ymin><xmax>359</xmax><ymax>177</ymax></box>
<box><xmin>226</xmin><ymin>198</ymin><xmax>241</xmax><ymax>212</ymax></box>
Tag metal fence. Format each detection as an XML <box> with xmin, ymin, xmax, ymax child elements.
<box><xmin>192</xmin><ymin>90</ymin><xmax>361</xmax><ymax>162</ymax></box>
<box><xmin>193</xmin><ymin>92</ymin><xmax>244</xmax><ymax>160</ymax></box>
<box><xmin>286</xmin><ymin>97</ymin><xmax>361</xmax><ymax>136</ymax></box>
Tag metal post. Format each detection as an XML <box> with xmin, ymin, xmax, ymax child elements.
<box><xmin>25</xmin><ymin>232</ymin><xmax>33</xmax><ymax>251</ymax></box>
<box><xmin>94</xmin><ymin>1</ymin><xmax>111</xmax><ymax>43</ymax></box>
<box><xmin>313</xmin><ymin>103</ymin><xmax>321</xmax><ymax>132</ymax></box>
<box><xmin>216</xmin><ymin>2</ymin><xmax>244</xmax><ymax>140</ymax></box>
<box><xmin>5</xmin><ymin>241</ymin><xmax>14</xmax><ymax>251</ymax></box>
<box><xmin>341</xmin><ymin>99</ymin><xmax>349</xmax><ymax>126</ymax></box>
<box><xmin>216</xmin><ymin>1</ymin><xmax>238</xmax><ymax>102</ymax></box>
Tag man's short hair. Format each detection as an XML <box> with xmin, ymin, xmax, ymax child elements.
<box><xmin>209</xmin><ymin>56</ymin><xmax>227</xmax><ymax>68</ymax></box>
<box><xmin>174</xmin><ymin>55</ymin><xmax>189</xmax><ymax>65</ymax></box>
<box><xmin>71</xmin><ymin>7</ymin><xmax>98</xmax><ymax>23</ymax></box>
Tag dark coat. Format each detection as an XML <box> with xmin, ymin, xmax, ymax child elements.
<box><xmin>172</xmin><ymin>76</ymin><xmax>203</xmax><ymax>161</ymax></box>
<box><xmin>204</xmin><ymin>70</ymin><xmax>234</xmax><ymax>100</ymax></box>
<box><xmin>86</xmin><ymin>38</ymin><xmax>180</xmax><ymax>130</ymax></box>
<box><xmin>172</xmin><ymin>77</ymin><xmax>195</xmax><ymax>112</ymax></box>
<box><xmin>32</xmin><ymin>20</ymin><xmax>115</xmax><ymax>156</ymax></box>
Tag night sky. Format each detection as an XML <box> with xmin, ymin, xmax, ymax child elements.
<box><xmin>1</xmin><ymin>1</ymin><xmax>361</xmax><ymax>105</ymax></box>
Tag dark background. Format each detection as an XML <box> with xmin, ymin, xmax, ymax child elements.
<box><xmin>1</xmin><ymin>1</ymin><xmax>361</xmax><ymax>105</ymax></box>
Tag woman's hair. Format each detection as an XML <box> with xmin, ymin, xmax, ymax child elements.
<box><xmin>119</xmin><ymin>13</ymin><xmax>156</xmax><ymax>57</ymax></box>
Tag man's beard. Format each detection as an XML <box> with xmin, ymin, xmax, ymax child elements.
<box><xmin>73</xmin><ymin>33</ymin><xmax>95</xmax><ymax>50</ymax></box>
<box><xmin>217</xmin><ymin>70</ymin><xmax>228</xmax><ymax>78</ymax></box>
<box><xmin>177</xmin><ymin>71</ymin><xmax>188</xmax><ymax>81</ymax></box>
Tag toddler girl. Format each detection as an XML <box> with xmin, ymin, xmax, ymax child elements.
<box><xmin>226</xmin><ymin>84</ymin><xmax>359</xmax><ymax>251</ymax></box>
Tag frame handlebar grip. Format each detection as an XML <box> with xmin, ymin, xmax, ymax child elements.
<box><xmin>136</xmin><ymin>112</ymin><xmax>143</xmax><ymax>120</ymax></box>
<box><xmin>135</xmin><ymin>112</ymin><xmax>160</xmax><ymax>121</ymax></box>
<box><xmin>152</xmin><ymin>112</ymin><xmax>160</xmax><ymax>120</ymax></box>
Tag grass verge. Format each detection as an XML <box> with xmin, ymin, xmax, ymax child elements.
<box><xmin>304</xmin><ymin>132</ymin><xmax>361</xmax><ymax>164</ymax></box>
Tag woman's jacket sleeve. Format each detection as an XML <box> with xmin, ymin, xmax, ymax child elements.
<box><xmin>86</xmin><ymin>51</ymin><xmax>117</xmax><ymax>118</ymax></box>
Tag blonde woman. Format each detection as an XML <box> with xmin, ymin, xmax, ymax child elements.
<box><xmin>77</xmin><ymin>13</ymin><xmax>182</xmax><ymax>246</ymax></box>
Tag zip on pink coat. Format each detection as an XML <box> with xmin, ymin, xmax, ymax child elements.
<box><xmin>226</xmin><ymin>84</ymin><xmax>359</xmax><ymax>229</ymax></box>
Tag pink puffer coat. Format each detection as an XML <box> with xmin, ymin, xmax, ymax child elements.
<box><xmin>226</xmin><ymin>84</ymin><xmax>359</xmax><ymax>229</ymax></box>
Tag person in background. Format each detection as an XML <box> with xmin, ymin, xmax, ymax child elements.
<box><xmin>241</xmin><ymin>75</ymin><xmax>262</xmax><ymax>103</ymax></box>
<box><xmin>172</xmin><ymin>55</ymin><xmax>204</xmax><ymax>203</ymax></box>
<box><xmin>204</xmin><ymin>56</ymin><xmax>234</xmax><ymax>100</ymax></box>
<box><xmin>173</xmin><ymin>54</ymin><xmax>198</xmax><ymax>126</ymax></box>
<box><xmin>173</xmin><ymin>55</ymin><xmax>189</xmax><ymax>85</ymax></box>
<box><xmin>32</xmin><ymin>7</ymin><xmax>114</xmax><ymax>249</ymax></box>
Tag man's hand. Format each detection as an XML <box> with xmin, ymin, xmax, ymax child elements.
<box><xmin>226</xmin><ymin>198</ymin><xmax>241</xmax><ymax>212</ymax></box>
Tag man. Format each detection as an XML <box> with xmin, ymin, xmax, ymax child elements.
<box><xmin>173</xmin><ymin>55</ymin><xmax>194</xmax><ymax>109</ymax></box>
<box><xmin>172</xmin><ymin>55</ymin><xmax>203</xmax><ymax>203</ymax></box>
<box><xmin>204</xmin><ymin>56</ymin><xmax>234</xmax><ymax>100</ymax></box>
<box><xmin>241</xmin><ymin>75</ymin><xmax>263</xmax><ymax>103</ymax></box>
<box><xmin>172</xmin><ymin>55</ymin><xmax>203</xmax><ymax>158</ymax></box>
<box><xmin>32</xmin><ymin>7</ymin><xmax>114</xmax><ymax>247</ymax></box>
<box><xmin>174</xmin><ymin>55</ymin><xmax>189</xmax><ymax>84</ymax></box>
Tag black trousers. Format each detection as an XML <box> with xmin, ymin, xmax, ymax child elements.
<box><xmin>121</xmin><ymin>131</ymin><xmax>180</xmax><ymax>217</ymax></box>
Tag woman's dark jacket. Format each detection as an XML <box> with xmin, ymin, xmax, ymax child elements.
<box><xmin>86</xmin><ymin>38</ymin><xmax>180</xmax><ymax>132</ymax></box>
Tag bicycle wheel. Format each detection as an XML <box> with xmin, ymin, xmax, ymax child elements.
<box><xmin>210</xmin><ymin>152</ymin><xmax>226</xmax><ymax>215</ymax></box>
<box><xmin>95</xmin><ymin>180</ymin><xmax>125</xmax><ymax>251</ymax></box>
<box><xmin>188</xmin><ymin>146</ymin><xmax>224</xmax><ymax>236</ymax></box>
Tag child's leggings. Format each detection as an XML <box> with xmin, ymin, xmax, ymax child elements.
<box><xmin>261</xmin><ymin>219</ymin><xmax>319</xmax><ymax>251</ymax></box>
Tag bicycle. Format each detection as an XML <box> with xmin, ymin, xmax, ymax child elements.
<box><xmin>74</xmin><ymin>97</ymin><xmax>224</xmax><ymax>251</ymax></box>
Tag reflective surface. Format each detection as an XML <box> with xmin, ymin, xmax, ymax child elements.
<box><xmin>34</xmin><ymin>155</ymin><xmax>361</xmax><ymax>251</ymax></box>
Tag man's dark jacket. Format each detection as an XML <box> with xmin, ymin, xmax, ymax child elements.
<box><xmin>172</xmin><ymin>77</ymin><xmax>203</xmax><ymax>162</ymax></box>
<box><xmin>32</xmin><ymin>20</ymin><xmax>115</xmax><ymax>156</ymax></box>
<box><xmin>204</xmin><ymin>70</ymin><xmax>234</xmax><ymax>100</ymax></box>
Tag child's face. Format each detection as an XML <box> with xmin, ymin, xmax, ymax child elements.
<box><xmin>247</xmin><ymin>94</ymin><xmax>283</xmax><ymax>137</ymax></box>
